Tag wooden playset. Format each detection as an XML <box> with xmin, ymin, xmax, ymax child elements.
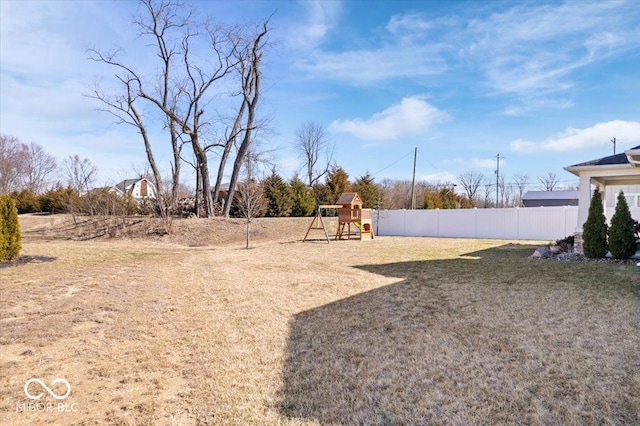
<box><xmin>303</xmin><ymin>192</ymin><xmax>374</xmax><ymax>242</ymax></box>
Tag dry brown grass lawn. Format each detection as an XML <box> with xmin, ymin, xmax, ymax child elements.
<box><xmin>1</xmin><ymin>214</ymin><xmax>639</xmax><ymax>425</ymax></box>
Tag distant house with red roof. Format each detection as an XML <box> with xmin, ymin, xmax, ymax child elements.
<box><xmin>112</xmin><ymin>175</ymin><xmax>157</xmax><ymax>200</ymax></box>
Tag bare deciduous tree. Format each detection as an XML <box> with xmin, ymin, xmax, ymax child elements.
<box><xmin>0</xmin><ymin>134</ymin><xmax>28</xmax><ymax>194</ymax></box>
<box><xmin>481</xmin><ymin>181</ymin><xmax>494</xmax><ymax>208</ymax></box>
<box><xmin>90</xmin><ymin>0</ymin><xmax>270</xmax><ymax>219</ymax></box>
<box><xmin>380</xmin><ymin>179</ymin><xmax>411</xmax><ymax>209</ymax></box>
<box><xmin>235</xmin><ymin>179</ymin><xmax>265</xmax><ymax>249</ymax></box>
<box><xmin>498</xmin><ymin>176</ymin><xmax>516</xmax><ymax>207</ymax></box>
<box><xmin>538</xmin><ymin>172</ymin><xmax>559</xmax><ymax>191</ymax></box>
<box><xmin>512</xmin><ymin>173</ymin><xmax>530</xmax><ymax>206</ymax></box>
<box><xmin>222</xmin><ymin>21</ymin><xmax>269</xmax><ymax>217</ymax></box>
<box><xmin>295</xmin><ymin>121</ymin><xmax>333</xmax><ymax>187</ymax></box>
<box><xmin>22</xmin><ymin>142</ymin><xmax>58</xmax><ymax>194</ymax></box>
<box><xmin>1</xmin><ymin>135</ymin><xmax>58</xmax><ymax>195</ymax></box>
<box><xmin>64</xmin><ymin>155</ymin><xmax>97</xmax><ymax>194</ymax></box>
<box><xmin>63</xmin><ymin>155</ymin><xmax>98</xmax><ymax>223</ymax></box>
<box><xmin>457</xmin><ymin>171</ymin><xmax>484</xmax><ymax>206</ymax></box>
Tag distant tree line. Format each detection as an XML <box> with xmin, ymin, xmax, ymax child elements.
<box><xmin>0</xmin><ymin>134</ymin><xmax>153</xmax><ymax>220</ymax></box>
<box><xmin>227</xmin><ymin>166</ymin><xmax>475</xmax><ymax>219</ymax></box>
<box><xmin>456</xmin><ymin>171</ymin><xmax>578</xmax><ymax>208</ymax></box>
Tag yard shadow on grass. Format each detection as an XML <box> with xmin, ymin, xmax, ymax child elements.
<box><xmin>279</xmin><ymin>246</ymin><xmax>499</xmax><ymax>425</ymax></box>
<box><xmin>0</xmin><ymin>255</ymin><xmax>57</xmax><ymax>268</ymax></box>
<box><xmin>279</xmin><ymin>244</ymin><xmax>640</xmax><ymax>425</ymax></box>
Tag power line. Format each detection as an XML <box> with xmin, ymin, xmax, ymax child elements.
<box><xmin>371</xmin><ymin>149</ymin><xmax>415</xmax><ymax>178</ymax></box>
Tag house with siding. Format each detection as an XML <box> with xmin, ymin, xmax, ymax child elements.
<box><xmin>564</xmin><ymin>145</ymin><xmax>640</xmax><ymax>254</ymax></box>
<box><xmin>112</xmin><ymin>175</ymin><xmax>157</xmax><ymax>200</ymax></box>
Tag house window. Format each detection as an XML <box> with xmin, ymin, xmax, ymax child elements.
<box><xmin>617</xmin><ymin>193</ymin><xmax>639</xmax><ymax>209</ymax></box>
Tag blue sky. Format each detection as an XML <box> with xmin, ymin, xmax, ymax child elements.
<box><xmin>1</xmin><ymin>0</ymin><xmax>639</xmax><ymax>191</ymax></box>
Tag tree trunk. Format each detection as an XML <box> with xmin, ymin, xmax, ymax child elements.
<box><xmin>192</xmin><ymin>134</ymin><xmax>214</xmax><ymax>218</ymax></box>
<box><xmin>213</xmin><ymin>98</ymin><xmax>247</xmax><ymax>209</ymax></box>
<box><xmin>223</xmin><ymin>24</ymin><xmax>266</xmax><ymax>217</ymax></box>
<box><xmin>246</xmin><ymin>217</ymin><xmax>250</xmax><ymax>249</ymax></box>
<box><xmin>169</xmin><ymin>119</ymin><xmax>181</xmax><ymax>212</ymax></box>
<box><xmin>195</xmin><ymin>162</ymin><xmax>201</xmax><ymax>217</ymax></box>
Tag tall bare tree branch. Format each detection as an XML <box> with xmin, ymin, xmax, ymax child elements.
<box><xmin>223</xmin><ymin>20</ymin><xmax>269</xmax><ymax>217</ymax></box>
<box><xmin>295</xmin><ymin>121</ymin><xmax>333</xmax><ymax>187</ymax></box>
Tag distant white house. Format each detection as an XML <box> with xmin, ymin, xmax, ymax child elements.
<box><xmin>564</xmin><ymin>145</ymin><xmax>640</xmax><ymax>253</ymax></box>
<box><xmin>112</xmin><ymin>175</ymin><xmax>157</xmax><ymax>200</ymax></box>
<box><xmin>522</xmin><ymin>190</ymin><xmax>579</xmax><ymax>207</ymax></box>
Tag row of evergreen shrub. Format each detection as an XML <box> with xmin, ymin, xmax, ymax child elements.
<box><xmin>583</xmin><ymin>190</ymin><xmax>637</xmax><ymax>259</ymax></box>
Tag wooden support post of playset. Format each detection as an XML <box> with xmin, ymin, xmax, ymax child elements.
<box><xmin>303</xmin><ymin>205</ymin><xmax>342</xmax><ymax>243</ymax></box>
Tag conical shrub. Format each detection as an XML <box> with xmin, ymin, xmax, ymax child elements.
<box><xmin>609</xmin><ymin>191</ymin><xmax>637</xmax><ymax>259</ymax></box>
<box><xmin>0</xmin><ymin>195</ymin><xmax>22</xmax><ymax>261</ymax></box>
<box><xmin>582</xmin><ymin>189</ymin><xmax>608</xmax><ymax>258</ymax></box>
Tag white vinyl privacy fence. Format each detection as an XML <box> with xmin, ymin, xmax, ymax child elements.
<box><xmin>374</xmin><ymin>206</ymin><xmax>579</xmax><ymax>241</ymax></box>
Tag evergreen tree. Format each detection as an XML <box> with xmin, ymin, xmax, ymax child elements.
<box><xmin>290</xmin><ymin>177</ymin><xmax>315</xmax><ymax>217</ymax></box>
<box><xmin>11</xmin><ymin>190</ymin><xmax>41</xmax><ymax>214</ymax></box>
<box><xmin>263</xmin><ymin>171</ymin><xmax>292</xmax><ymax>217</ymax></box>
<box><xmin>38</xmin><ymin>185</ymin><xmax>77</xmax><ymax>214</ymax></box>
<box><xmin>582</xmin><ymin>189</ymin><xmax>608</xmax><ymax>258</ymax></box>
<box><xmin>608</xmin><ymin>191</ymin><xmax>637</xmax><ymax>259</ymax></box>
<box><xmin>423</xmin><ymin>190</ymin><xmax>443</xmax><ymax>209</ymax></box>
<box><xmin>440</xmin><ymin>188</ymin><xmax>457</xmax><ymax>209</ymax></box>
<box><xmin>327</xmin><ymin>167</ymin><xmax>351</xmax><ymax>203</ymax></box>
<box><xmin>351</xmin><ymin>172</ymin><xmax>384</xmax><ymax>209</ymax></box>
<box><xmin>0</xmin><ymin>194</ymin><xmax>21</xmax><ymax>261</ymax></box>
<box><xmin>0</xmin><ymin>199</ymin><xmax>5</xmax><ymax>260</ymax></box>
<box><xmin>312</xmin><ymin>183</ymin><xmax>332</xmax><ymax>214</ymax></box>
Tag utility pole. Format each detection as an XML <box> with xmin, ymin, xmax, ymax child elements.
<box><xmin>495</xmin><ymin>153</ymin><xmax>502</xmax><ymax>207</ymax></box>
<box><xmin>410</xmin><ymin>147</ymin><xmax>417</xmax><ymax>209</ymax></box>
<box><xmin>611</xmin><ymin>137</ymin><xmax>616</xmax><ymax>155</ymax></box>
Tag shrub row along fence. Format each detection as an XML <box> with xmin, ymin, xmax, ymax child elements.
<box><xmin>373</xmin><ymin>206</ymin><xmax>579</xmax><ymax>241</ymax></box>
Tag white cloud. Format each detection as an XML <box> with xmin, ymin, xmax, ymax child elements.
<box><xmin>471</xmin><ymin>158</ymin><xmax>502</xmax><ymax>169</ymax></box>
<box><xmin>510</xmin><ymin>121</ymin><xmax>640</xmax><ymax>152</ymax></box>
<box><xmin>294</xmin><ymin>45</ymin><xmax>447</xmax><ymax>83</ymax></box>
<box><xmin>386</xmin><ymin>13</ymin><xmax>434</xmax><ymax>34</ymax></box>
<box><xmin>286</xmin><ymin>0</ymin><xmax>342</xmax><ymax>49</ymax></box>
<box><xmin>293</xmin><ymin>10</ymin><xmax>449</xmax><ymax>83</ymax></box>
<box><xmin>451</xmin><ymin>158</ymin><xmax>504</xmax><ymax>170</ymax></box>
<box><xmin>503</xmin><ymin>99</ymin><xmax>573</xmax><ymax>117</ymax></box>
<box><xmin>293</xmin><ymin>0</ymin><xmax>640</xmax><ymax>105</ymax></box>
<box><xmin>464</xmin><ymin>1</ymin><xmax>640</xmax><ymax>98</ymax></box>
<box><xmin>0</xmin><ymin>1</ymin><xmax>134</xmax><ymax>78</ymax></box>
<box><xmin>329</xmin><ymin>97</ymin><xmax>449</xmax><ymax>141</ymax></box>
<box><xmin>415</xmin><ymin>172</ymin><xmax>458</xmax><ymax>184</ymax></box>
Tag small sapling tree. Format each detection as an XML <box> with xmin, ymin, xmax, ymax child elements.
<box><xmin>235</xmin><ymin>180</ymin><xmax>265</xmax><ymax>249</ymax></box>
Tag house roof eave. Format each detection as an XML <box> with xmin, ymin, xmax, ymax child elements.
<box><xmin>625</xmin><ymin>147</ymin><xmax>640</xmax><ymax>167</ymax></box>
<box><xmin>563</xmin><ymin>163</ymin><xmax>632</xmax><ymax>177</ymax></box>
